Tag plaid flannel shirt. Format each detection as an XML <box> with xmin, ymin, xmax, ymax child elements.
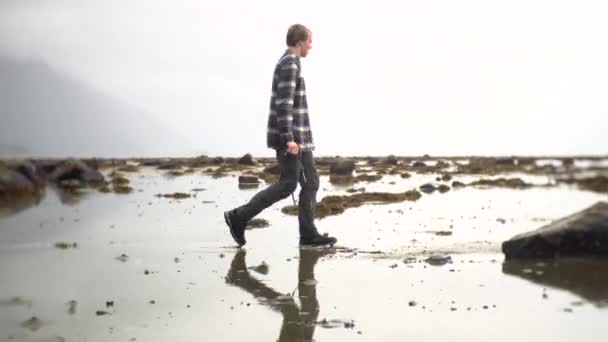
<box><xmin>266</xmin><ymin>50</ymin><xmax>315</xmax><ymax>151</ymax></box>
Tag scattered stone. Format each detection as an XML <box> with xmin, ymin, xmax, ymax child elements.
<box><xmin>54</xmin><ymin>242</ymin><xmax>77</xmax><ymax>249</ymax></box>
<box><xmin>424</xmin><ymin>254</ymin><xmax>452</xmax><ymax>266</ymax></box>
<box><xmin>0</xmin><ymin>297</ymin><xmax>32</xmax><ymax>308</ymax></box>
<box><xmin>67</xmin><ymin>300</ymin><xmax>77</xmax><ymax>315</ymax></box>
<box><xmin>20</xmin><ymin>316</ymin><xmax>42</xmax><ymax>331</ymax></box>
<box><xmin>497</xmin><ymin>218</ymin><xmax>507</xmax><ymax>224</ymax></box>
<box><xmin>452</xmin><ymin>181</ymin><xmax>466</xmax><ymax>188</ymax></box>
<box><xmin>106</xmin><ymin>301</ymin><xmax>114</xmax><ymax>308</ymax></box>
<box><xmin>115</xmin><ymin>254</ymin><xmax>129</xmax><ymax>262</ymax></box>
<box><xmin>408</xmin><ymin>301</ymin><xmax>417</xmax><ymax>307</ymax></box>
<box><xmin>400</xmin><ymin>172</ymin><xmax>411</xmax><ymax>178</ymax></box>
<box><xmin>96</xmin><ymin>310</ymin><xmax>110</xmax><ymax>316</ymax></box>
<box><xmin>419</xmin><ymin>183</ymin><xmax>436</xmax><ymax>194</ymax></box>
<box><xmin>155</xmin><ymin>192</ymin><xmax>191</xmax><ymax>199</ymax></box>
<box><xmin>435</xmin><ymin>231</ymin><xmax>453</xmax><ymax>236</ymax></box>
<box><xmin>437</xmin><ymin>184</ymin><xmax>450</xmax><ymax>193</ymax></box>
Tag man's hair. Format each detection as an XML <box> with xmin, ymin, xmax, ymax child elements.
<box><xmin>286</xmin><ymin>24</ymin><xmax>309</xmax><ymax>47</ymax></box>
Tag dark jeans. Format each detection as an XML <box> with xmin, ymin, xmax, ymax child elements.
<box><xmin>234</xmin><ymin>150</ymin><xmax>320</xmax><ymax>238</ymax></box>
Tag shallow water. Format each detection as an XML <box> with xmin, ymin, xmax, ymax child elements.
<box><xmin>0</xmin><ymin>166</ymin><xmax>607</xmax><ymax>341</ymax></box>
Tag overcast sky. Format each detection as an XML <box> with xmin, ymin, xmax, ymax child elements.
<box><xmin>1</xmin><ymin>0</ymin><xmax>607</xmax><ymax>157</ymax></box>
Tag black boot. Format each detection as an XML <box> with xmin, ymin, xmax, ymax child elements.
<box><xmin>224</xmin><ymin>210</ymin><xmax>246</xmax><ymax>246</ymax></box>
<box><xmin>299</xmin><ymin>232</ymin><xmax>337</xmax><ymax>247</ymax></box>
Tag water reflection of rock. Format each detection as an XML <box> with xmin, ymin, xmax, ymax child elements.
<box><xmin>225</xmin><ymin>248</ymin><xmax>334</xmax><ymax>341</ymax></box>
<box><xmin>502</xmin><ymin>258</ymin><xmax>608</xmax><ymax>307</ymax></box>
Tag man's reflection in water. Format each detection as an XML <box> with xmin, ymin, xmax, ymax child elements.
<box><xmin>225</xmin><ymin>248</ymin><xmax>333</xmax><ymax>342</ymax></box>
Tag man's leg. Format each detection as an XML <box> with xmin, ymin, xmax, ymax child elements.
<box><xmin>298</xmin><ymin>151</ymin><xmax>319</xmax><ymax>239</ymax></box>
<box><xmin>225</xmin><ymin>150</ymin><xmax>300</xmax><ymax>246</ymax></box>
<box><xmin>298</xmin><ymin>152</ymin><xmax>338</xmax><ymax>246</ymax></box>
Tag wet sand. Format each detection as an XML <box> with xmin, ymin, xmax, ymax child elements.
<box><xmin>1</xmin><ymin>159</ymin><xmax>607</xmax><ymax>341</ymax></box>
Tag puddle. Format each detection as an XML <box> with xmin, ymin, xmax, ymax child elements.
<box><xmin>1</xmin><ymin>163</ymin><xmax>607</xmax><ymax>341</ymax></box>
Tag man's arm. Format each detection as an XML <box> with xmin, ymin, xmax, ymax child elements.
<box><xmin>276</xmin><ymin>59</ymin><xmax>298</xmax><ymax>149</ymax></box>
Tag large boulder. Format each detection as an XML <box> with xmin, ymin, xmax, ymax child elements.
<box><xmin>502</xmin><ymin>202</ymin><xmax>608</xmax><ymax>259</ymax></box>
<box><xmin>48</xmin><ymin>159</ymin><xmax>105</xmax><ymax>186</ymax></box>
<box><xmin>329</xmin><ymin>158</ymin><xmax>355</xmax><ymax>176</ymax></box>
<box><xmin>0</xmin><ymin>162</ymin><xmax>45</xmax><ymax>210</ymax></box>
<box><xmin>0</xmin><ymin>164</ymin><xmax>38</xmax><ymax>198</ymax></box>
<box><xmin>238</xmin><ymin>153</ymin><xmax>256</xmax><ymax>166</ymax></box>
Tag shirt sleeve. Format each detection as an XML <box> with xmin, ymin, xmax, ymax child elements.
<box><xmin>275</xmin><ymin>59</ymin><xmax>298</xmax><ymax>144</ymax></box>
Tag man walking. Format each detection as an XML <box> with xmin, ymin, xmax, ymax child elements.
<box><xmin>224</xmin><ymin>24</ymin><xmax>337</xmax><ymax>248</ymax></box>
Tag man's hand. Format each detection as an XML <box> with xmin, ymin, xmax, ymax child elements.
<box><xmin>286</xmin><ymin>141</ymin><xmax>299</xmax><ymax>155</ymax></box>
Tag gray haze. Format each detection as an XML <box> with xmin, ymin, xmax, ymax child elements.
<box><xmin>1</xmin><ymin>0</ymin><xmax>607</xmax><ymax>158</ymax></box>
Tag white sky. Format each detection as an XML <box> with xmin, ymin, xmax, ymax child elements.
<box><xmin>1</xmin><ymin>0</ymin><xmax>607</xmax><ymax>157</ymax></box>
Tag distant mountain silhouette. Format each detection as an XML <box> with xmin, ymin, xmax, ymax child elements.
<box><xmin>0</xmin><ymin>56</ymin><xmax>191</xmax><ymax>158</ymax></box>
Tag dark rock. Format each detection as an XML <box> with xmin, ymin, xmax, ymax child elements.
<box><xmin>559</xmin><ymin>176</ymin><xmax>608</xmax><ymax>194</ymax></box>
<box><xmin>329</xmin><ymin>175</ymin><xmax>355</xmax><ymax>185</ymax></box>
<box><xmin>155</xmin><ymin>192</ymin><xmax>191</xmax><ymax>199</ymax></box>
<box><xmin>561</xmin><ymin>158</ymin><xmax>575</xmax><ymax>167</ymax></box>
<box><xmin>330</xmin><ymin>158</ymin><xmax>356</xmax><ymax>175</ymax></box>
<box><xmin>355</xmin><ymin>174</ymin><xmax>382</xmax><ymax>183</ymax></box>
<box><xmin>384</xmin><ymin>155</ymin><xmax>399</xmax><ymax>165</ymax></box>
<box><xmin>54</xmin><ymin>242</ymin><xmax>78</xmax><ymax>249</ymax></box>
<box><xmin>452</xmin><ymin>181</ymin><xmax>466</xmax><ymax>188</ymax></box>
<box><xmin>495</xmin><ymin>157</ymin><xmax>516</xmax><ymax>166</ymax></box>
<box><xmin>20</xmin><ymin>316</ymin><xmax>42</xmax><ymax>331</ymax></box>
<box><xmin>419</xmin><ymin>183</ymin><xmax>437</xmax><ymax>194</ymax></box>
<box><xmin>412</xmin><ymin>161</ymin><xmax>427</xmax><ymax>168</ymax></box>
<box><xmin>469</xmin><ymin>178</ymin><xmax>533</xmax><ymax>189</ymax></box>
<box><xmin>282</xmin><ymin>190</ymin><xmax>421</xmax><ymax>219</ymax></box>
<box><xmin>11</xmin><ymin>160</ymin><xmax>45</xmax><ymax>187</ymax></box>
<box><xmin>49</xmin><ymin>159</ymin><xmax>105</xmax><ymax>185</ymax></box>
<box><xmin>425</xmin><ymin>254</ymin><xmax>452</xmax><ymax>266</ymax></box>
<box><xmin>400</xmin><ymin>172</ymin><xmax>411</xmax><ymax>178</ymax></box>
<box><xmin>0</xmin><ymin>164</ymin><xmax>39</xmax><ymax>199</ymax></box>
<box><xmin>441</xmin><ymin>174</ymin><xmax>452</xmax><ymax>182</ymax></box>
<box><xmin>213</xmin><ymin>157</ymin><xmax>225</xmax><ymax>164</ymax></box>
<box><xmin>502</xmin><ymin>202</ymin><xmax>608</xmax><ymax>259</ymax></box>
<box><xmin>238</xmin><ymin>153</ymin><xmax>256</xmax><ymax>165</ymax></box>
<box><xmin>517</xmin><ymin>157</ymin><xmax>536</xmax><ymax>166</ymax></box>
<box><xmin>239</xmin><ymin>175</ymin><xmax>260</xmax><ymax>184</ymax></box>
<box><xmin>157</xmin><ymin>160</ymin><xmax>182</xmax><ymax>170</ymax></box>
<box><xmin>437</xmin><ymin>184</ymin><xmax>451</xmax><ymax>193</ymax></box>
